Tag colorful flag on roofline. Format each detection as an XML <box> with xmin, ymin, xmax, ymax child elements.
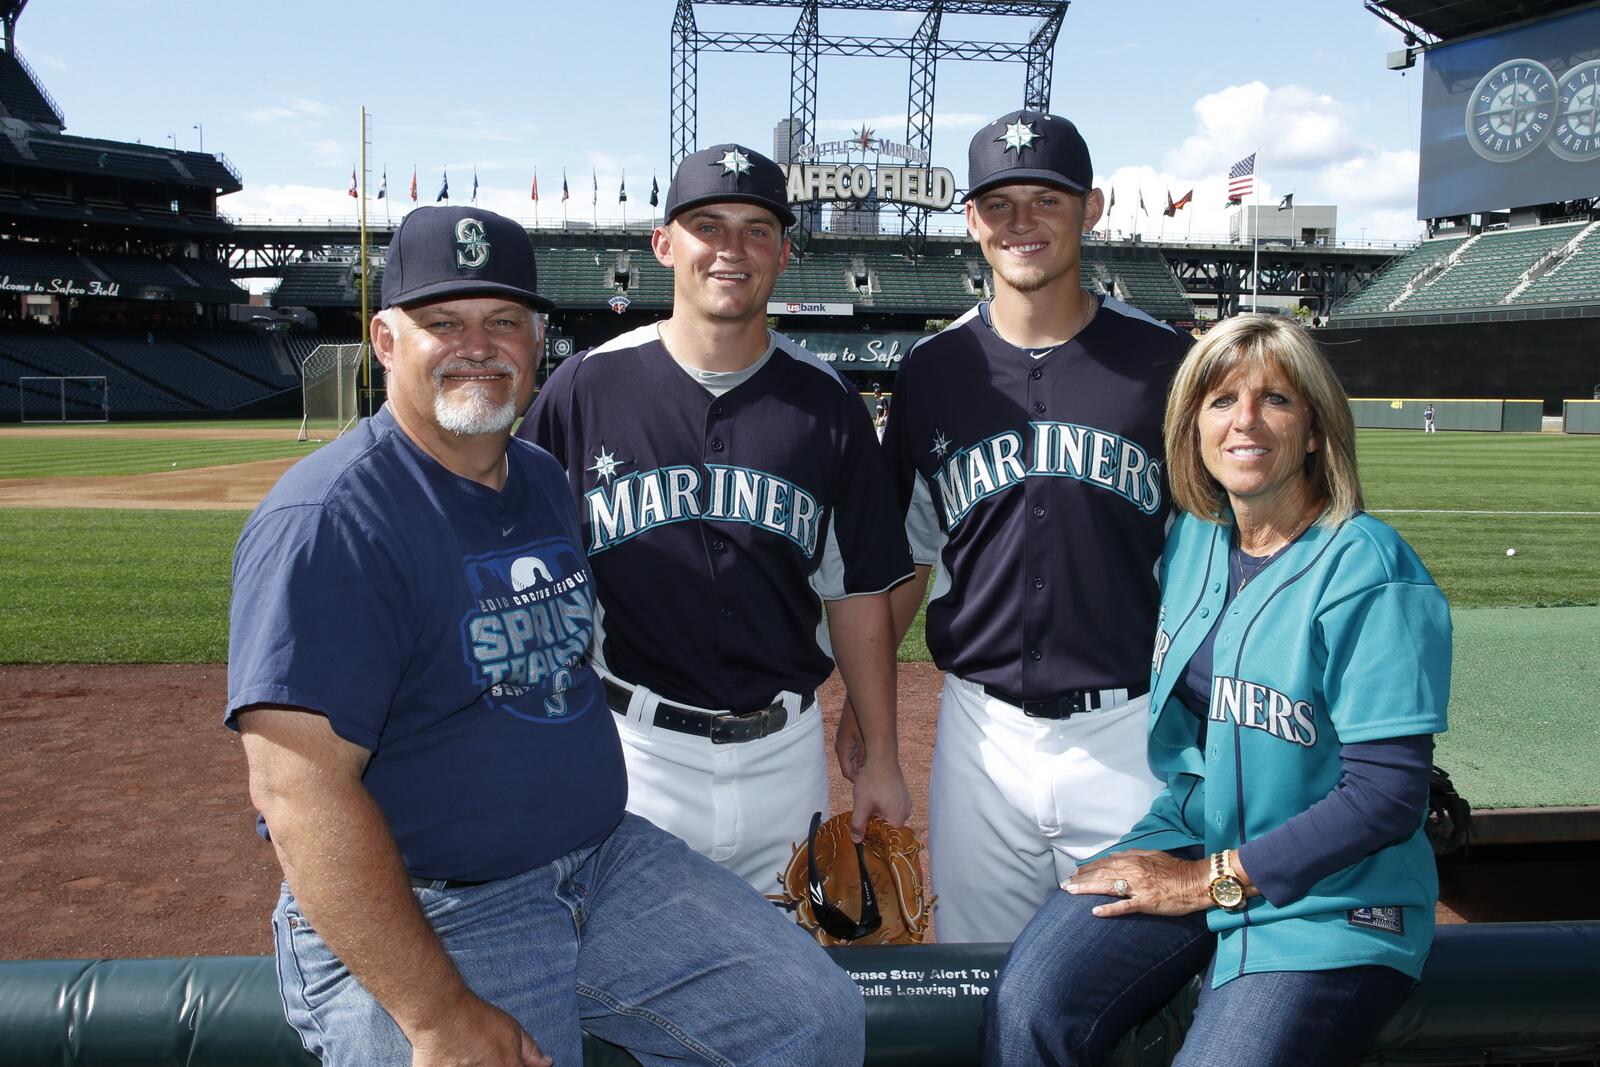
<box><xmin>1278</xmin><ymin>193</ymin><xmax>1294</xmax><ymax>211</ymax></box>
<box><xmin>1227</xmin><ymin>153</ymin><xmax>1256</xmax><ymax>200</ymax></box>
<box><xmin>347</xmin><ymin>166</ymin><xmax>357</xmax><ymax>199</ymax></box>
<box><xmin>437</xmin><ymin>171</ymin><xmax>449</xmax><ymax>202</ymax></box>
<box><xmin>1172</xmin><ymin>189</ymin><xmax>1192</xmax><ymax>213</ymax></box>
<box><xmin>472</xmin><ymin>168</ymin><xmax>479</xmax><ymax>204</ymax></box>
<box><xmin>409</xmin><ymin>167</ymin><xmax>417</xmax><ymax>203</ymax></box>
<box><xmin>531</xmin><ymin>170</ymin><xmax>539</xmax><ymax>201</ymax></box>
<box><xmin>649</xmin><ymin>175</ymin><xmax>659</xmax><ymax>208</ymax></box>
<box><xmin>562</xmin><ymin>170</ymin><xmax>570</xmax><ymax>202</ymax></box>
<box><xmin>377</xmin><ymin>168</ymin><xmax>387</xmax><ymax>200</ymax></box>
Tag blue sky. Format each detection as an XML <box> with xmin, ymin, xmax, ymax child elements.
<box><xmin>18</xmin><ymin>1</ymin><xmax>1420</xmax><ymax>242</ymax></box>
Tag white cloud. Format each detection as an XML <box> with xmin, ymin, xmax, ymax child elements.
<box><xmin>1167</xmin><ymin>82</ymin><xmax>1358</xmax><ymax>174</ymax></box>
<box><xmin>1319</xmin><ymin>148</ymin><xmax>1418</xmax><ymax>209</ymax></box>
<box><xmin>242</xmin><ymin>97</ymin><xmax>330</xmax><ymax>125</ymax></box>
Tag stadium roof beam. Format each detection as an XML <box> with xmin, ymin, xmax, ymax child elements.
<box><xmin>1364</xmin><ymin>0</ymin><xmax>1588</xmax><ymax>45</ymax></box>
<box><xmin>900</xmin><ymin>3</ymin><xmax>941</xmax><ymax>255</ymax></box>
<box><xmin>669</xmin><ymin>1</ymin><xmax>1067</xmax><ymax>256</ymax></box>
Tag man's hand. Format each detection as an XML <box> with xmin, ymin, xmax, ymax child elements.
<box><xmin>835</xmin><ymin>694</ymin><xmax>865</xmax><ymax>782</ymax></box>
<box><xmin>409</xmin><ymin>989</ymin><xmax>551</xmax><ymax>1067</ymax></box>
<box><xmin>849</xmin><ymin>755</ymin><xmax>912</xmax><ymax>842</ymax></box>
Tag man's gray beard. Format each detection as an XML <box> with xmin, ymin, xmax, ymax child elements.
<box><xmin>432</xmin><ymin>362</ymin><xmax>519</xmax><ymax>435</ymax></box>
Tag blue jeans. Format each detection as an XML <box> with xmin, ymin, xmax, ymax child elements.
<box><xmin>272</xmin><ymin>813</ymin><xmax>864</xmax><ymax>1066</ymax></box>
<box><xmin>982</xmin><ymin>889</ymin><xmax>1415</xmax><ymax>1067</ymax></box>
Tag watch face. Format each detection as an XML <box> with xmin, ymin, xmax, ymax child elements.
<box><xmin>1465</xmin><ymin>59</ymin><xmax>1557</xmax><ymax>162</ymax></box>
<box><xmin>1551</xmin><ymin>60</ymin><xmax>1600</xmax><ymax>163</ymax></box>
<box><xmin>1210</xmin><ymin>876</ymin><xmax>1245</xmax><ymax>910</ymax></box>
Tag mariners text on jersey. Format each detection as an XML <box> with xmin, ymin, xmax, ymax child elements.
<box><xmin>584</xmin><ymin>463</ymin><xmax>822</xmax><ymax>555</ymax></box>
<box><xmin>933</xmin><ymin>422</ymin><xmax>1163</xmax><ymax>527</ymax></box>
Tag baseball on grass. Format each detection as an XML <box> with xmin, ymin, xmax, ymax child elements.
<box><xmin>1506</xmin><ymin>548</ymin><xmax>1517</xmax><ymax>557</ymax></box>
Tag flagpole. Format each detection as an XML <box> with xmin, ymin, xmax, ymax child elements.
<box><xmin>1251</xmin><ymin>146</ymin><xmax>1261</xmax><ymax>312</ymax></box>
<box><xmin>358</xmin><ymin>106</ymin><xmax>371</xmax><ymax>419</ymax></box>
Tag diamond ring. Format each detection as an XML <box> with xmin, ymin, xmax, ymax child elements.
<box><xmin>1112</xmin><ymin>878</ymin><xmax>1131</xmax><ymax>897</ymax></box>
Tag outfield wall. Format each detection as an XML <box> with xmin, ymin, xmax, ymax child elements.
<box><xmin>1349</xmin><ymin>398</ymin><xmax>1544</xmax><ymax>432</ymax></box>
<box><xmin>1566</xmin><ymin>399</ymin><xmax>1600</xmax><ymax>434</ymax></box>
<box><xmin>1316</xmin><ymin>319</ymin><xmax>1600</xmax><ymax>412</ymax></box>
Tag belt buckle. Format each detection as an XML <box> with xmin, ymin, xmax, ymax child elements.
<box><xmin>710</xmin><ymin>701</ymin><xmax>787</xmax><ymax>744</ymax></box>
<box><xmin>1023</xmin><ymin>692</ymin><xmax>1088</xmax><ymax>719</ymax></box>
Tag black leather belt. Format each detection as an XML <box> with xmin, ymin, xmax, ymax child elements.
<box><xmin>604</xmin><ymin>678</ymin><xmax>814</xmax><ymax>745</ymax></box>
<box><xmin>409</xmin><ymin>876</ymin><xmax>490</xmax><ymax>891</ymax></box>
<box><xmin>982</xmin><ymin>682</ymin><xmax>1150</xmax><ymax>720</ymax></box>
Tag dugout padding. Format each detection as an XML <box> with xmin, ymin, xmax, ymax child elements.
<box><xmin>1315</xmin><ymin>319</ymin><xmax>1600</xmax><ymax>413</ymax></box>
<box><xmin>3</xmin><ymin>923</ymin><xmax>1598</xmax><ymax>1066</ymax></box>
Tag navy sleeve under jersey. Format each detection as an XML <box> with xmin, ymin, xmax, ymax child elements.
<box><xmin>885</xmin><ymin>295</ymin><xmax>1188</xmax><ymax>698</ymax></box>
<box><xmin>520</xmin><ymin>326</ymin><xmax>912</xmax><ymax>712</ymax></box>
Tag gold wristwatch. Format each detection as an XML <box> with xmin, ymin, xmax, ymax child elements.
<box><xmin>1208</xmin><ymin>850</ymin><xmax>1246</xmax><ymax>911</ymax></box>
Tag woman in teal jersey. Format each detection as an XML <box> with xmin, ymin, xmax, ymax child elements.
<box><xmin>983</xmin><ymin>315</ymin><xmax>1451</xmax><ymax>1067</ymax></box>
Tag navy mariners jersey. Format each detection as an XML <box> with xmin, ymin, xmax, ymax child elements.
<box><xmin>519</xmin><ymin>325</ymin><xmax>912</xmax><ymax>712</ymax></box>
<box><xmin>227</xmin><ymin>406</ymin><xmax>626</xmax><ymax>882</ymax></box>
<box><xmin>1115</xmin><ymin>511</ymin><xmax>1451</xmax><ymax>985</ymax></box>
<box><xmin>885</xmin><ymin>295</ymin><xmax>1187</xmax><ymax>697</ymax></box>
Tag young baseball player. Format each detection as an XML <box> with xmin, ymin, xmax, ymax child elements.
<box><xmin>849</xmin><ymin>111</ymin><xmax>1190</xmax><ymax>942</ymax></box>
<box><xmin>518</xmin><ymin>143</ymin><xmax>913</xmax><ymax>893</ymax></box>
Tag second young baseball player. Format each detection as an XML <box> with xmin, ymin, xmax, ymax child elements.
<box><xmin>848</xmin><ymin>111</ymin><xmax>1190</xmax><ymax>942</ymax></box>
<box><xmin>518</xmin><ymin>143</ymin><xmax>913</xmax><ymax>892</ymax></box>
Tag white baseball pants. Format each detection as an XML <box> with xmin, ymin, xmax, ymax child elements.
<box><xmin>608</xmin><ymin>673</ymin><xmax>827</xmax><ymax>896</ymax></box>
<box><xmin>928</xmin><ymin>673</ymin><xmax>1163</xmax><ymax>944</ymax></box>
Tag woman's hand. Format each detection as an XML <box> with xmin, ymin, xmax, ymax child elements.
<box><xmin>1064</xmin><ymin>849</ymin><xmax>1213</xmax><ymax>918</ymax></box>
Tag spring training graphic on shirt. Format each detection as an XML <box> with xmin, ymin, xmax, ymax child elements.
<box><xmin>459</xmin><ymin>536</ymin><xmax>594</xmax><ymax>722</ymax></box>
<box><xmin>929</xmin><ymin>422</ymin><xmax>1163</xmax><ymax>530</ymax></box>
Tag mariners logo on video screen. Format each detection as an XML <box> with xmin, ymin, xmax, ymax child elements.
<box><xmin>458</xmin><ymin>537</ymin><xmax>595</xmax><ymax>722</ymax></box>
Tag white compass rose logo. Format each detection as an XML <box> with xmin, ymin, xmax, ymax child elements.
<box><xmin>716</xmin><ymin>149</ymin><xmax>752</xmax><ymax>175</ymax></box>
<box><xmin>997</xmin><ymin>120</ymin><xmax>1039</xmax><ymax>155</ymax></box>
<box><xmin>588</xmin><ymin>446</ymin><xmax>624</xmax><ymax>484</ymax></box>
<box><xmin>1551</xmin><ymin>60</ymin><xmax>1600</xmax><ymax>162</ymax></box>
<box><xmin>1465</xmin><ymin>59</ymin><xmax>1557</xmax><ymax>162</ymax></box>
<box><xmin>930</xmin><ymin>430</ymin><xmax>951</xmax><ymax>460</ymax></box>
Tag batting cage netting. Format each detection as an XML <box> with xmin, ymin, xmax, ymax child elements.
<box><xmin>297</xmin><ymin>343</ymin><xmax>364</xmax><ymax>442</ymax></box>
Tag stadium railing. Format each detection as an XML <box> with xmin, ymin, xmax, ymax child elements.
<box><xmin>2</xmin><ymin>924</ymin><xmax>1597</xmax><ymax>1066</ymax></box>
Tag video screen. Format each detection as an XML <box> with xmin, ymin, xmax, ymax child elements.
<box><xmin>1416</xmin><ymin>7</ymin><xmax>1600</xmax><ymax>219</ymax></box>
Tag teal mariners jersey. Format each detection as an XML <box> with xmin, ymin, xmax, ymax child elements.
<box><xmin>1110</xmin><ymin>510</ymin><xmax>1451</xmax><ymax>986</ymax></box>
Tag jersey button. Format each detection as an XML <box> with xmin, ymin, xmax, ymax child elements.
<box><xmin>1211</xmin><ymin>582</ymin><xmax>1222</xmax><ymax>594</ymax></box>
<box><xmin>710</xmin><ymin>438</ymin><xmax>725</xmax><ymax>452</ymax></box>
<box><xmin>710</xmin><ymin>404</ymin><xmax>723</xmax><ymax>416</ymax></box>
<box><xmin>1033</xmin><ymin>401</ymin><xmax>1046</xmax><ymax>414</ymax></box>
<box><xmin>1199</xmin><ymin>608</ymin><xmax>1210</xmax><ymax>619</ymax></box>
<box><xmin>720</xmin><ymin>608</ymin><xmax>733</xmax><ymax>620</ymax></box>
<box><xmin>711</xmin><ymin>538</ymin><xmax>725</xmax><ymax>551</ymax></box>
<box><xmin>1029</xmin><ymin>648</ymin><xmax>1042</xmax><ymax>661</ymax></box>
<box><xmin>1032</xmin><ymin>505</ymin><xmax>1045</xmax><ymax>518</ymax></box>
<box><xmin>1032</xmin><ymin>577</ymin><xmax>1045</xmax><ymax>589</ymax></box>
<box><xmin>1029</xmin><ymin>368</ymin><xmax>1043</xmax><ymax>380</ymax></box>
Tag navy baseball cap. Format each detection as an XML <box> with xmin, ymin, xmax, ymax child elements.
<box><xmin>965</xmin><ymin>110</ymin><xmax>1093</xmax><ymax>202</ymax></box>
<box><xmin>664</xmin><ymin>143</ymin><xmax>796</xmax><ymax>228</ymax></box>
<box><xmin>381</xmin><ymin>205</ymin><xmax>554</xmax><ymax>311</ymax></box>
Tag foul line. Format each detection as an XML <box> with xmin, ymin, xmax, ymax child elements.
<box><xmin>1371</xmin><ymin>508</ymin><xmax>1600</xmax><ymax>517</ymax></box>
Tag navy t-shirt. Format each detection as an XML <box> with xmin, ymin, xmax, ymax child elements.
<box><xmin>226</xmin><ymin>406</ymin><xmax>627</xmax><ymax>882</ymax></box>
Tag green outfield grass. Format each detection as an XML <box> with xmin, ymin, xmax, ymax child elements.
<box><xmin>5</xmin><ymin>418</ymin><xmax>306</xmax><ymax>433</ymax></box>
<box><xmin>0</xmin><ymin>437</ymin><xmax>319</xmax><ymax>478</ymax></box>
<box><xmin>0</xmin><ymin>428</ymin><xmax>1595</xmax><ymax>665</ymax></box>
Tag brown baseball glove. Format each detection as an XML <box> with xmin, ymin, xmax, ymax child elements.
<box><xmin>772</xmin><ymin>810</ymin><xmax>934</xmax><ymax>946</ymax></box>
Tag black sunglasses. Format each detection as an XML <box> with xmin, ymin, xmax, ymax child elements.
<box><xmin>801</xmin><ymin>810</ymin><xmax>882</xmax><ymax>942</ymax></box>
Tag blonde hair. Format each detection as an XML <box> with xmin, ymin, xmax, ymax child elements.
<box><xmin>1164</xmin><ymin>315</ymin><xmax>1362</xmax><ymax>527</ymax></box>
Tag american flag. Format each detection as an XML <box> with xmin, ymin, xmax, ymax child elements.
<box><xmin>1227</xmin><ymin>153</ymin><xmax>1256</xmax><ymax>200</ymax></box>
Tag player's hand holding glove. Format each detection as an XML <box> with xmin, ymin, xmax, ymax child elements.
<box><xmin>773</xmin><ymin>810</ymin><xmax>934</xmax><ymax>946</ymax></box>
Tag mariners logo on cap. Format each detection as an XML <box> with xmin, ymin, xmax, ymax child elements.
<box><xmin>454</xmin><ymin>217</ymin><xmax>491</xmax><ymax>269</ymax></box>
<box><xmin>715</xmin><ymin>148</ymin><xmax>753</xmax><ymax>175</ymax></box>
<box><xmin>997</xmin><ymin>120</ymin><xmax>1040</xmax><ymax>155</ymax></box>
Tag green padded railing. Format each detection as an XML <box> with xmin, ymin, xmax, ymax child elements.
<box><xmin>2</xmin><ymin>924</ymin><xmax>1598</xmax><ymax>1066</ymax></box>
